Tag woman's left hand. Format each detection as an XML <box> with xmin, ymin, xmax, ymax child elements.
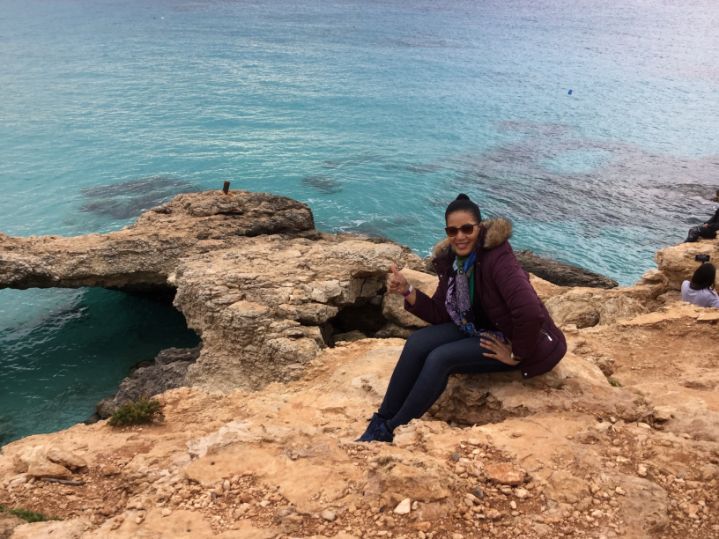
<box><xmin>480</xmin><ymin>334</ymin><xmax>520</xmax><ymax>366</ymax></box>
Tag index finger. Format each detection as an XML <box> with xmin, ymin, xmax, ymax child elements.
<box><xmin>390</xmin><ymin>263</ymin><xmax>401</xmax><ymax>275</ymax></box>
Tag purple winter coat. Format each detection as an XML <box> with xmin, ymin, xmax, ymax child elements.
<box><xmin>405</xmin><ymin>218</ymin><xmax>566</xmax><ymax>379</ymax></box>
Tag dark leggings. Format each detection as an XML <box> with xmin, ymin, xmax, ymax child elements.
<box><xmin>378</xmin><ymin>323</ymin><xmax>518</xmax><ymax>430</ymax></box>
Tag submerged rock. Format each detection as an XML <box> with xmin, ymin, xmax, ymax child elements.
<box><xmin>515</xmin><ymin>250</ymin><xmax>618</xmax><ymax>288</ymax></box>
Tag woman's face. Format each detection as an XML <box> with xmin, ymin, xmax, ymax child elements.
<box><xmin>446</xmin><ymin>210</ymin><xmax>481</xmax><ymax>257</ymax></box>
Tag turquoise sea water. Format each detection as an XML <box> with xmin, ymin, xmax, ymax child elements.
<box><xmin>1</xmin><ymin>0</ymin><xmax>718</xmax><ymax>442</ymax></box>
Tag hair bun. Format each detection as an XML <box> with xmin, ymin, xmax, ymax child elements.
<box><xmin>456</xmin><ymin>193</ymin><xmax>470</xmax><ymax>201</ymax></box>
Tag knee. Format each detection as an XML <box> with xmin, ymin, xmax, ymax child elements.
<box><xmin>403</xmin><ymin>327</ymin><xmax>434</xmax><ymax>356</ymax></box>
<box><xmin>422</xmin><ymin>349</ymin><xmax>451</xmax><ymax>377</ymax></box>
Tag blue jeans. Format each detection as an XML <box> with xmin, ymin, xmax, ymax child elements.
<box><xmin>378</xmin><ymin>323</ymin><xmax>518</xmax><ymax>430</ymax></box>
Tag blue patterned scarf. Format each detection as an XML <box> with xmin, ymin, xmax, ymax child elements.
<box><xmin>445</xmin><ymin>251</ymin><xmax>505</xmax><ymax>341</ymax></box>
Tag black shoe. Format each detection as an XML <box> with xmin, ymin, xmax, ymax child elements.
<box><xmin>356</xmin><ymin>413</ymin><xmax>387</xmax><ymax>442</ymax></box>
<box><xmin>356</xmin><ymin>412</ymin><xmax>394</xmax><ymax>443</ymax></box>
<box><xmin>370</xmin><ymin>420</ymin><xmax>394</xmax><ymax>443</ymax></box>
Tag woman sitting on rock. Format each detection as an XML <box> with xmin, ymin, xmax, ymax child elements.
<box><xmin>357</xmin><ymin>194</ymin><xmax>567</xmax><ymax>443</ymax></box>
<box><xmin>681</xmin><ymin>262</ymin><xmax>719</xmax><ymax>308</ymax></box>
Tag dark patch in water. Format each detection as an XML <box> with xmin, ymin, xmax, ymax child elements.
<box><xmin>444</xmin><ymin>120</ymin><xmax>719</xmax><ymax>283</ymax></box>
<box><xmin>654</xmin><ymin>182</ymin><xmax>719</xmax><ymax>201</ymax></box>
<box><xmin>342</xmin><ymin>215</ymin><xmax>417</xmax><ymax>240</ymax></box>
<box><xmin>453</xmin><ymin>122</ymin><xmax>719</xmax><ymax>230</ymax></box>
<box><xmin>0</xmin><ymin>415</ymin><xmax>14</xmax><ymax>446</ymax></box>
<box><xmin>384</xmin><ymin>36</ymin><xmax>461</xmax><ymax>50</ymax></box>
<box><xmin>80</xmin><ymin>176</ymin><xmax>198</xmax><ymax>219</ymax></box>
<box><xmin>302</xmin><ymin>175</ymin><xmax>342</xmax><ymax>194</ymax></box>
<box><xmin>405</xmin><ymin>163</ymin><xmax>444</xmax><ymax>174</ymax></box>
<box><xmin>497</xmin><ymin>120</ymin><xmax>574</xmax><ymax>138</ymax></box>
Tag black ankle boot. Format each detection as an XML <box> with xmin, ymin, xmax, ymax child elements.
<box><xmin>355</xmin><ymin>413</ymin><xmax>387</xmax><ymax>442</ymax></box>
<box><xmin>370</xmin><ymin>420</ymin><xmax>394</xmax><ymax>443</ymax></box>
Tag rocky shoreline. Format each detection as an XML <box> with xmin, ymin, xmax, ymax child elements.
<box><xmin>1</xmin><ymin>190</ymin><xmax>718</xmax><ymax>538</ymax></box>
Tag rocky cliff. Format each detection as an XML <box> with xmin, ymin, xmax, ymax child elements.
<box><xmin>1</xmin><ymin>191</ymin><xmax>718</xmax><ymax>539</ymax></box>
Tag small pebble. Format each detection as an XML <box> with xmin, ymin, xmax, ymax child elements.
<box><xmin>321</xmin><ymin>509</ymin><xmax>336</xmax><ymax>522</ymax></box>
<box><xmin>394</xmin><ymin>498</ymin><xmax>411</xmax><ymax>515</ymax></box>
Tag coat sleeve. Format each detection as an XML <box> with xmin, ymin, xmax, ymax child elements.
<box><xmin>489</xmin><ymin>245</ymin><xmax>545</xmax><ymax>358</ymax></box>
<box><xmin>404</xmin><ymin>274</ymin><xmax>452</xmax><ymax>325</ymax></box>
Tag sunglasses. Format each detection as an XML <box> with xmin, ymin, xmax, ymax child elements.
<box><xmin>444</xmin><ymin>223</ymin><xmax>479</xmax><ymax>237</ymax></box>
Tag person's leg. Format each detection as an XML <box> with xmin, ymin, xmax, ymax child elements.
<box><xmin>377</xmin><ymin>323</ymin><xmax>466</xmax><ymax>420</ymax></box>
<box><xmin>386</xmin><ymin>337</ymin><xmax>517</xmax><ymax>430</ymax></box>
<box><xmin>686</xmin><ymin>226</ymin><xmax>701</xmax><ymax>242</ymax></box>
<box><xmin>699</xmin><ymin>224</ymin><xmax>719</xmax><ymax>239</ymax></box>
<box><xmin>356</xmin><ymin>323</ymin><xmax>466</xmax><ymax>442</ymax></box>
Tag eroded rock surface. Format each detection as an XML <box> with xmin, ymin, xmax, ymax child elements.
<box><xmin>0</xmin><ymin>191</ymin><xmax>315</xmax><ymax>290</ymax></box>
<box><xmin>656</xmin><ymin>239</ymin><xmax>719</xmax><ymax>288</ymax></box>
<box><xmin>516</xmin><ymin>250</ymin><xmax>618</xmax><ymax>288</ymax></box>
<box><xmin>1</xmin><ymin>192</ymin><xmax>718</xmax><ymax>538</ymax></box>
<box><xmin>2</xmin><ymin>300</ymin><xmax>718</xmax><ymax>539</ymax></box>
<box><xmin>0</xmin><ymin>191</ymin><xmax>424</xmax><ymax>390</ymax></box>
<box><xmin>96</xmin><ymin>347</ymin><xmax>202</xmax><ymax>419</ymax></box>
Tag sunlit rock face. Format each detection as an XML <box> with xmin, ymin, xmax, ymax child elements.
<box><xmin>1</xmin><ymin>192</ymin><xmax>719</xmax><ymax>538</ymax></box>
<box><xmin>0</xmin><ymin>191</ymin><xmax>425</xmax><ymax>391</ymax></box>
<box><xmin>0</xmin><ymin>191</ymin><xmax>316</xmax><ymax>290</ymax></box>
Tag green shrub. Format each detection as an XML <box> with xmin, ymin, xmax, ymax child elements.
<box><xmin>0</xmin><ymin>504</ymin><xmax>53</xmax><ymax>523</ymax></box>
<box><xmin>608</xmin><ymin>377</ymin><xmax>622</xmax><ymax>387</ymax></box>
<box><xmin>108</xmin><ymin>398</ymin><xmax>163</xmax><ymax>427</ymax></box>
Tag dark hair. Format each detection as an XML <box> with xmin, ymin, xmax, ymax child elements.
<box><xmin>690</xmin><ymin>262</ymin><xmax>716</xmax><ymax>290</ymax></box>
<box><xmin>445</xmin><ymin>193</ymin><xmax>482</xmax><ymax>224</ymax></box>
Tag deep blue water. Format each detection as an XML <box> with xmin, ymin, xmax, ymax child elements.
<box><xmin>1</xmin><ymin>0</ymin><xmax>718</xmax><ymax>442</ymax></box>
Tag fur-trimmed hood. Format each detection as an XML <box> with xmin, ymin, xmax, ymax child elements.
<box><xmin>431</xmin><ymin>217</ymin><xmax>513</xmax><ymax>264</ymax></box>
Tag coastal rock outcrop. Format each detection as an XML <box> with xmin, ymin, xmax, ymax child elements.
<box><xmin>1</xmin><ymin>191</ymin><xmax>718</xmax><ymax>538</ymax></box>
<box><xmin>96</xmin><ymin>347</ymin><xmax>202</xmax><ymax>419</ymax></box>
<box><xmin>515</xmin><ymin>250</ymin><xmax>618</xmax><ymax>289</ymax></box>
<box><xmin>656</xmin><ymin>239</ymin><xmax>719</xmax><ymax>288</ymax></box>
<box><xmin>2</xmin><ymin>296</ymin><xmax>718</xmax><ymax>538</ymax></box>
<box><xmin>0</xmin><ymin>191</ymin><xmax>425</xmax><ymax>391</ymax></box>
<box><xmin>0</xmin><ymin>190</ymin><xmax>616</xmax><ymax>393</ymax></box>
<box><xmin>0</xmin><ymin>191</ymin><xmax>315</xmax><ymax>290</ymax></box>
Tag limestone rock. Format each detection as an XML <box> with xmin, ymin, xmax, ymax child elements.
<box><xmin>46</xmin><ymin>448</ymin><xmax>87</xmax><ymax>472</ymax></box>
<box><xmin>27</xmin><ymin>461</ymin><xmax>72</xmax><ymax>480</ymax></box>
<box><xmin>9</xmin><ymin>518</ymin><xmax>90</xmax><ymax>539</ymax></box>
<box><xmin>393</xmin><ymin>498</ymin><xmax>412</xmax><ymax>514</ymax></box>
<box><xmin>1</xmin><ymin>192</ymin><xmax>426</xmax><ymax>391</ymax></box>
<box><xmin>0</xmin><ymin>514</ymin><xmax>24</xmax><ymax>539</ymax></box>
<box><xmin>545</xmin><ymin>285</ymin><xmax>659</xmax><ymax>328</ymax></box>
<box><xmin>0</xmin><ymin>191</ymin><xmax>315</xmax><ymax>290</ymax></box>
<box><xmin>483</xmin><ymin>463</ymin><xmax>527</xmax><ymax>486</ymax></box>
<box><xmin>1</xmin><ymin>192</ymin><xmax>718</xmax><ymax>538</ymax></box>
<box><xmin>515</xmin><ymin>250</ymin><xmax>618</xmax><ymax>288</ymax></box>
<box><xmin>364</xmin><ymin>452</ymin><xmax>454</xmax><ymax>504</ymax></box>
<box><xmin>656</xmin><ymin>239</ymin><xmax>719</xmax><ymax>289</ymax></box>
<box><xmin>528</xmin><ymin>274</ymin><xmax>566</xmax><ymax>301</ymax></box>
<box><xmin>544</xmin><ymin>470</ymin><xmax>586</xmax><ymax>503</ymax></box>
<box><xmin>96</xmin><ymin>346</ymin><xmax>201</xmax><ymax>418</ymax></box>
